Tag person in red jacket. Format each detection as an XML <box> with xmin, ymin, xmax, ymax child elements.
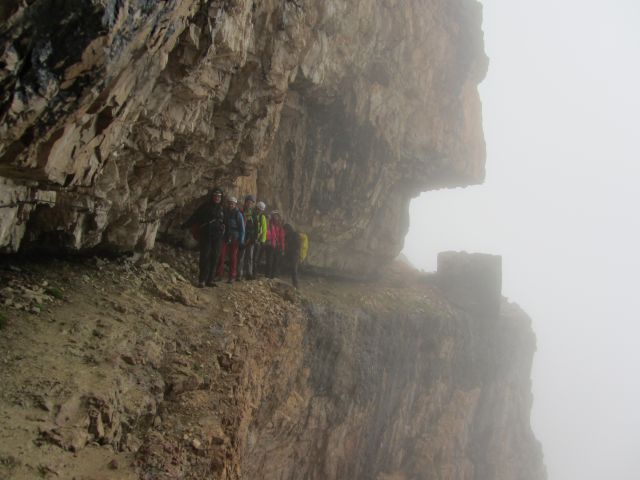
<box><xmin>266</xmin><ymin>210</ymin><xmax>285</xmax><ymax>279</ymax></box>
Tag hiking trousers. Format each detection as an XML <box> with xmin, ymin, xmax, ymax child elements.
<box><xmin>238</xmin><ymin>242</ymin><xmax>255</xmax><ymax>278</ymax></box>
<box><xmin>266</xmin><ymin>246</ymin><xmax>282</xmax><ymax>279</ymax></box>
<box><xmin>290</xmin><ymin>256</ymin><xmax>299</xmax><ymax>288</ymax></box>
<box><xmin>199</xmin><ymin>235</ymin><xmax>222</xmax><ymax>284</ymax></box>
<box><xmin>254</xmin><ymin>242</ymin><xmax>267</xmax><ymax>275</ymax></box>
<box><xmin>216</xmin><ymin>238</ymin><xmax>240</xmax><ymax>280</ymax></box>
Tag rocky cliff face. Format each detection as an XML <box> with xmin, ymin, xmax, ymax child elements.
<box><xmin>0</xmin><ymin>2</ymin><xmax>546</xmax><ymax>478</ymax></box>
<box><xmin>1</xmin><ymin>0</ymin><xmax>487</xmax><ymax>275</ymax></box>
<box><xmin>0</xmin><ymin>252</ymin><xmax>545</xmax><ymax>479</ymax></box>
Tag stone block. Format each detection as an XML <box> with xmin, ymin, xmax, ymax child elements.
<box><xmin>436</xmin><ymin>251</ymin><xmax>502</xmax><ymax>317</ymax></box>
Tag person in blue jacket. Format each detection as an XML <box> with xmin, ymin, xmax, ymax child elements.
<box><xmin>215</xmin><ymin>196</ymin><xmax>245</xmax><ymax>283</ymax></box>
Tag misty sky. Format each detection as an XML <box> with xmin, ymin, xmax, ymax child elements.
<box><xmin>403</xmin><ymin>1</ymin><xmax>640</xmax><ymax>479</ymax></box>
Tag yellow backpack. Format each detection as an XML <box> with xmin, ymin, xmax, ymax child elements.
<box><xmin>298</xmin><ymin>233</ymin><xmax>309</xmax><ymax>263</ymax></box>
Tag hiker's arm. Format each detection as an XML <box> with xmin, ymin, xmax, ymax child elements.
<box><xmin>181</xmin><ymin>205</ymin><xmax>201</xmax><ymax>229</ymax></box>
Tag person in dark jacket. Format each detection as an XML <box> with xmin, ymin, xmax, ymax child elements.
<box><xmin>216</xmin><ymin>196</ymin><xmax>245</xmax><ymax>283</ymax></box>
<box><xmin>181</xmin><ymin>187</ymin><xmax>225</xmax><ymax>287</ymax></box>
<box><xmin>283</xmin><ymin>223</ymin><xmax>301</xmax><ymax>288</ymax></box>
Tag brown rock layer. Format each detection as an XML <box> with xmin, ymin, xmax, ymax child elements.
<box><xmin>0</xmin><ymin>0</ymin><xmax>487</xmax><ymax>275</ymax></box>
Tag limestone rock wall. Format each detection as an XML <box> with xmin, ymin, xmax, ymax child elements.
<box><xmin>0</xmin><ymin>0</ymin><xmax>487</xmax><ymax>275</ymax></box>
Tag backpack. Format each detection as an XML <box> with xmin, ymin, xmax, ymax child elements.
<box><xmin>298</xmin><ymin>232</ymin><xmax>309</xmax><ymax>263</ymax></box>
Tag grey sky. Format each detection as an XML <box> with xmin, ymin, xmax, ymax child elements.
<box><xmin>403</xmin><ymin>1</ymin><xmax>640</xmax><ymax>478</ymax></box>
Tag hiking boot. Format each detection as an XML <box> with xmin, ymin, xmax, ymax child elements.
<box><xmin>197</xmin><ymin>281</ymin><xmax>206</xmax><ymax>288</ymax></box>
<box><xmin>227</xmin><ymin>278</ymin><xmax>234</xmax><ymax>284</ymax></box>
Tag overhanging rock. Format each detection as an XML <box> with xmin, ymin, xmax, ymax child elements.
<box><xmin>1</xmin><ymin>0</ymin><xmax>488</xmax><ymax>276</ymax></box>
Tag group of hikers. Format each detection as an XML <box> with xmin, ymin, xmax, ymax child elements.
<box><xmin>181</xmin><ymin>187</ymin><xmax>305</xmax><ymax>289</ymax></box>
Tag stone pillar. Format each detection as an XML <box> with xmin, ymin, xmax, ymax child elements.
<box><xmin>436</xmin><ymin>251</ymin><xmax>502</xmax><ymax>317</ymax></box>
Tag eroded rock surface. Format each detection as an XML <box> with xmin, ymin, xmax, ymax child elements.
<box><xmin>0</xmin><ymin>251</ymin><xmax>545</xmax><ymax>479</ymax></box>
<box><xmin>1</xmin><ymin>0</ymin><xmax>487</xmax><ymax>275</ymax></box>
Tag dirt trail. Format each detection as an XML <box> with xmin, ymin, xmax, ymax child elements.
<box><xmin>0</xmin><ymin>245</ymin><xmax>441</xmax><ymax>479</ymax></box>
<box><xmin>0</xmin><ymin>247</ymin><xmax>282</xmax><ymax>478</ymax></box>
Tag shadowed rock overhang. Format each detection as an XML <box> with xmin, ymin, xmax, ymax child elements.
<box><xmin>0</xmin><ymin>0</ymin><xmax>488</xmax><ymax>276</ymax></box>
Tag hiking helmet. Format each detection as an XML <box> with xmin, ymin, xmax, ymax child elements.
<box><xmin>228</xmin><ymin>196</ymin><xmax>238</xmax><ymax>204</ymax></box>
<box><xmin>271</xmin><ymin>210</ymin><xmax>280</xmax><ymax>216</ymax></box>
<box><xmin>244</xmin><ymin>194</ymin><xmax>255</xmax><ymax>203</ymax></box>
<box><xmin>257</xmin><ymin>201</ymin><xmax>266</xmax><ymax>211</ymax></box>
<box><xmin>212</xmin><ymin>187</ymin><xmax>223</xmax><ymax>196</ymax></box>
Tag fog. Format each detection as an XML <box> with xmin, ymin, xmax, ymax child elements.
<box><xmin>403</xmin><ymin>1</ymin><xmax>640</xmax><ymax>479</ymax></box>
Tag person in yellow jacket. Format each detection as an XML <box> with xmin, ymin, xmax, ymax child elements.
<box><xmin>252</xmin><ymin>201</ymin><xmax>268</xmax><ymax>276</ymax></box>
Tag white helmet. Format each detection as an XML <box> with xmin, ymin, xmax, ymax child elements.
<box><xmin>257</xmin><ymin>201</ymin><xmax>266</xmax><ymax>211</ymax></box>
<box><xmin>228</xmin><ymin>196</ymin><xmax>238</xmax><ymax>204</ymax></box>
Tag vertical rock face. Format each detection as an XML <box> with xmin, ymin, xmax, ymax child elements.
<box><xmin>242</xmin><ymin>299</ymin><xmax>544</xmax><ymax>480</ymax></box>
<box><xmin>238</xmin><ymin>257</ymin><xmax>545</xmax><ymax>480</ymax></box>
<box><xmin>0</xmin><ymin>0</ymin><xmax>487</xmax><ymax>275</ymax></box>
